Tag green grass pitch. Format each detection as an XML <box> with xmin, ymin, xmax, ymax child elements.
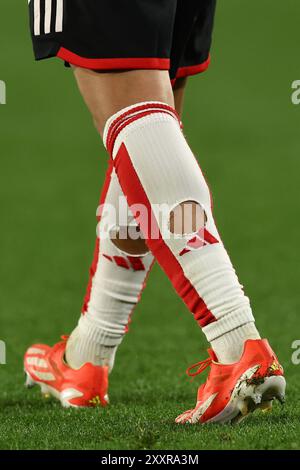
<box><xmin>0</xmin><ymin>0</ymin><xmax>300</xmax><ymax>450</ymax></box>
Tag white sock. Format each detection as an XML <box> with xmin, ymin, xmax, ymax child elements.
<box><xmin>103</xmin><ymin>102</ymin><xmax>259</xmax><ymax>361</ymax></box>
<box><xmin>66</xmin><ymin>163</ymin><xmax>154</xmax><ymax>371</ymax></box>
<box><xmin>66</xmin><ymin>326</ymin><xmax>118</xmax><ymax>372</ymax></box>
<box><xmin>211</xmin><ymin>323</ymin><xmax>261</xmax><ymax>364</ymax></box>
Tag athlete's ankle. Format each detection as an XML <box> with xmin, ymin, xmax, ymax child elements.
<box><xmin>210</xmin><ymin>322</ymin><xmax>261</xmax><ymax>364</ymax></box>
<box><xmin>65</xmin><ymin>326</ymin><xmax>119</xmax><ymax>372</ymax></box>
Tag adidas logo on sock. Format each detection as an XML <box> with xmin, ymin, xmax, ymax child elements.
<box><xmin>103</xmin><ymin>254</ymin><xmax>146</xmax><ymax>271</ymax></box>
<box><xmin>179</xmin><ymin>228</ymin><xmax>219</xmax><ymax>256</ymax></box>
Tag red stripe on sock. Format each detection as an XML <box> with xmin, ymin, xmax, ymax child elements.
<box><xmin>113</xmin><ymin>256</ymin><xmax>130</xmax><ymax>269</ymax></box>
<box><xmin>106</xmin><ymin>103</ymin><xmax>180</xmax><ymax>153</ymax></box>
<box><xmin>97</xmin><ymin>159</ymin><xmax>115</xmax><ymax>218</ymax></box>
<box><xmin>82</xmin><ymin>238</ymin><xmax>100</xmax><ymax>314</ymax></box>
<box><xmin>204</xmin><ymin>228</ymin><xmax>219</xmax><ymax>245</ymax></box>
<box><xmin>57</xmin><ymin>48</ymin><xmax>170</xmax><ymax>72</ymax></box>
<box><xmin>103</xmin><ymin>254</ymin><xmax>113</xmax><ymax>261</ymax></box>
<box><xmin>108</xmin><ymin>109</ymin><xmax>178</xmax><ymax>156</ymax></box>
<box><xmin>82</xmin><ymin>161</ymin><xmax>114</xmax><ymax>314</ymax></box>
<box><xmin>114</xmin><ymin>143</ymin><xmax>216</xmax><ymax>328</ymax></box>
<box><xmin>127</xmin><ymin>256</ymin><xmax>146</xmax><ymax>271</ymax></box>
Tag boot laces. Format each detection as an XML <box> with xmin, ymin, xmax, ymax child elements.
<box><xmin>186</xmin><ymin>357</ymin><xmax>212</xmax><ymax>377</ymax></box>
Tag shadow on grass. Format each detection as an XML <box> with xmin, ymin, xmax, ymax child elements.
<box><xmin>0</xmin><ymin>396</ymin><xmax>61</xmax><ymax>410</ymax></box>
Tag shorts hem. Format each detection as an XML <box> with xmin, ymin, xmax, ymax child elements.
<box><xmin>56</xmin><ymin>47</ymin><xmax>170</xmax><ymax>71</ymax></box>
<box><xmin>176</xmin><ymin>55</ymin><xmax>211</xmax><ymax>80</ymax></box>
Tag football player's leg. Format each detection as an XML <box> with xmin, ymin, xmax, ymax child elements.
<box><xmin>72</xmin><ymin>67</ymin><xmax>260</xmax><ymax>364</ymax></box>
<box><xmin>173</xmin><ymin>78</ymin><xmax>188</xmax><ymax>118</ymax></box>
<box><xmin>65</xmin><ymin>79</ymin><xmax>187</xmax><ymax>372</ymax></box>
<box><xmin>66</xmin><ymin>162</ymin><xmax>154</xmax><ymax>372</ymax></box>
<box><xmin>73</xmin><ymin>68</ymin><xmax>175</xmax><ymax>136</ymax></box>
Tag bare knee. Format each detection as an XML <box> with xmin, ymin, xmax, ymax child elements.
<box><xmin>72</xmin><ymin>67</ymin><xmax>175</xmax><ymax>136</ymax></box>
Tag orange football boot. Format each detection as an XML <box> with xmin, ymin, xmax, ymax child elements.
<box><xmin>24</xmin><ymin>337</ymin><xmax>109</xmax><ymax>408</ymax></box>
<box><xmin>176</xmin><ymin>339</ymin><xmax>286</xmax><ymax>424</ymax></box>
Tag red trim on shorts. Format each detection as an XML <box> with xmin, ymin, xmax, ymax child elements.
<box><xmin>82</xmin><ymin>160</ymin><xmax>114</xmax><ymax>314</ymax></box>
<box><xmin>176</xmin><ymin>56</ymin><xmax>211</xmax><ymax>79</ymax></box>
<box><xmin>113</xmin><ymin>256</ymin><xmax>130</xmax><ymax>270</ymax></box>
<box><xmin>171</xmin><ymin>56</ymin><xmax>211</xmax><ymax>87</ymax></box>
<box><xmin>114</xmin><ymin>142</ymin><xmax>216</xmax><ymax>328</ymax></box>
<box><xmin>57</xmin><ymin>47</ymin><xmax>170</xmax><ymax>71</ymax></box>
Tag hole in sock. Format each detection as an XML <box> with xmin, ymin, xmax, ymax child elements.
<box><xmin>169</xmin><ymin>200</ymin><xmax>206</xmax><ymax>235</ymax></box>
<box><xmin>109</xmin><ymin>226</ymin><xmax>149</xmax><ymax>256</ymax></box>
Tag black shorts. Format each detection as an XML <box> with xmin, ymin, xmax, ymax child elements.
<box><xmin>29</xmin><ymin>0</ymin><xmax>216</xmax><ymax>81</ymax></box>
